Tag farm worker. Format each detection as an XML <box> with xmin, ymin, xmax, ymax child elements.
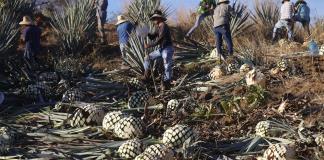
<box><xmin>272</xmin><ymin>0</ymin><xmax>294</xmax><ymax>43</ymax></box>
<box><xmin>143</xmin><ymin>10</ymin><xmax>174</xmax><ymax>91</ymax></box>
<box><xmin>213</xmin><ymin>0</ymin><xmax>236</xmax><ymax>59</ymax></box>
<box><xmin>294</xmin><ymin>0</ymin><xmax>311</xmax><ymax>36</ymax></box>
<box><xmin>19</xmin><ymin>16</ymin><xmax>41</xmax><ymax>68</ymax></box>
<box><xmin>186</xmin><ymin>0</ymin><xmax>216</xmax><ymax>38</ymax></box>
<box><xmin>95</xmin><ymin>0</ymin><xmax>108</xmax><ymax>44</ymax></box>
<box><xmin>116</xmin><ymin>15</ymin><xmax>135</xmax><ymax>66</ymax></box>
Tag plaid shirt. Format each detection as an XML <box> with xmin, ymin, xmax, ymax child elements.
<box><xmin>280</xmin><ymin>2</ymin><xmax>294</xmax><ymax>20</ymax></box>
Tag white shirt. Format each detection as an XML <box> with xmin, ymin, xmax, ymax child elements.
<box><xmin>280</xmin><ymin>2</ymin><xmax>294</xmax><ymax>20</ymax></box>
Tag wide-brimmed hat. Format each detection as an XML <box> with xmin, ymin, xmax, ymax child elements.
<box><xmin>19</xmin><ymin>16</ymin><xmax>34</xmax><ymax>25</ymax></box>
<box><xmin>116</xmin><ymin>15</ymin><xmax>128</xmax><ymax>25</ymax></box>
<box><xmin>149</xmin><ymin>13</ymin><xmax>167</xmax><ymax>21</ymax></box>
<box><xmin>218</xmin><ymin>0</ymin><xmax>230</xmax><ymax>4</ymax></box>
<box><xmin>282</xmin><ymin>0</ymin><xmax>290</xmax><ymax>3</ymax></box>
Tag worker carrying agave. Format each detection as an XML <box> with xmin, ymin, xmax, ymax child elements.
<box><xmin>272</xmin><ymin>0</ymin><xmax>295</xmax><ymax>44</ymax></box>
<box><xmin>142</xmin><ymin>10</ymin><xmax>174</xmax><ymax>91</ymax></box>
<box><xmin>94</xmin><ymin>0</ymin><xmax>108</xmax><ymax>44</ymax></box>
<box><xmin>116</xmin><ymin>15</ymin><xmax>136</xmax><ymax>69</ymax></box>
<box><xmin>213</xmin><ymin>0</ymin><xmax>236</xmax><ymax>60</ymax></box>
<box><xmin>185</xmin><ymin>0</ymin><xmax>216</xmax><ymax>39</ymax></box>
<box><xmin>294</xmin><ymin>0</ymin><xmax>311</xmax><ymax>37</ymax></box>
<box><xmin>19</xmin><ymin>16</ymin><xmax>41</xmax><ymax>69</ymax></box>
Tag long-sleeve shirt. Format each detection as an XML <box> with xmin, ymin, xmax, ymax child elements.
<box><xmin>22</xmin><ymin>25</ymin><xmax>41</xmax><ymax>54</ymax></box>
<box><xmin>197</xmin><ymin>0</ymin><xmax>216</xmax><ymax>14</ymax></box>
<box><xmin>117</xmin><ymin>21</ymin><xmax>135</xmax><ymax>44</ymax></box>
<box><xmin>213</xmin><ymin>3</ymin><xmax>235</xmax><ymax>28</ymax></box>
<box><xmin>147</xmin><ymin>22</ymin><xmax>173</xmax><ymax>49</ymax></box>
<box><xmin>280</xmin><ymin>2</ymin><xmax>294</xmax><ymax>20</ymax></box>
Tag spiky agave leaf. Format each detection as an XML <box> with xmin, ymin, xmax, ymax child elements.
<box><xmin>50</xmin><ymin>0</ymin><xmax>96</xmax><ymax>55</ymax></box>
<box><xmin>251</xmin><ymin>0</ymin><xmax>280</xmax><ymax>35</ymax></box>
<box><xmin>0</xmin><ymin>8</ymin><xmax>19</xmax><ymax>55</ymax></box>
<box><xmin>229</xmin><ymin>1</ymin><xmax>252</xmax><ymax>38</ymax></box>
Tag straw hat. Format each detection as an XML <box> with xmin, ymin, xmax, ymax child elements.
<box><xmin>149</xmin><ymin>13</ymin><xmax>167</xmax><ymax>21</ymax></box>
<box><xmin>116</xmin><ymin>15</ymin><xmax>128</xmax><ymax>25</ymax></box>
<box><xmin>19</xmin><ymin>16</ymin><xmax>34</xmax><ymax>25</ymax></box>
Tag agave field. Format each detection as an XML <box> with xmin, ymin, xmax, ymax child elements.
<box><xmin>0</xmin><ymin>0</ymin><xmax>324</xmax><ymax>159</ymax></box>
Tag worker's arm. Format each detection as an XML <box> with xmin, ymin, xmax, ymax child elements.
<box><xmin>147</xmin><ymin>23</ymin><xmax>165</xmax><ymax>48</ymax></box>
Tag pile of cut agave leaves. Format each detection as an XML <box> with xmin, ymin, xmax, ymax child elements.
<box><xmin>0</xmin><ymin>51</ymin><xmax>323</xmax><ymax>160</ymax></box>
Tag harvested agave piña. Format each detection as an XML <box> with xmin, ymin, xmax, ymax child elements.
<box><xmin>255</xmin><ymin>121</ymin><xmax>271</xmax><ymax>137</ymax></box>
<box><xmin>62</xmin><ymin>88</ymin><xmax>85</xmax><ymax>102</ymax></box>
<box><xmin>39</xmin><ymin>72</ymin><xmax>59</xmax><ymax>82</ymax></box>
<box><xmin>118</xmin><ymin>138</ymin><xmax>144</xmax><ymax>159</ymax></box>
<box><xmin>162</xmin><ymin>124</ymin><xmax>196</xmax><ymax>148</ymax></box>
<box><xmin>128</xmin><ymin>91</ymin><xmax>151</xmax><ymax>109</ymax></box>
<box><xmin>209</xmin><ymin>66</ymin><xmax>225</xmax><ymax>80</ymax></box>
<box><xmin>102</xmin><ymin>111</ymin><xmax>127</xmax><ymax>132</ymax></box>
<box><xmin>0</xmin><ymin>127</ymin><xmax>14</xmax><ymax>155</ymax></box>
<box><xmin>25</xmin><ymin>82</ymin><xmax>51</xmax><ymax>99</ymax></box>
<box><xmin>114</xmin><ymin>116</ymin><xmax>144</xmax><ymax>139</ymax></box>
<box><xmin>240</xmin><ymin>64</ymin><xmax>251</xmax><ymax>73</ymax></box>
<box><xmin>166</xmin><ymin>99</ymin><xmax>179</xmax><ymax>115</ymax></box>
<box><xmin>277</xmin><ymin>59</ymin><xmax>289</xmax><ymax>72</ymax></box>
<box><xmin>263</xmin><ymin>144</ymin><xmax>296</xmax><ymax>160</ymax></box>
<box><xmin>70</xmin><ymin>103</ymin><xmax>106</xmax><ymax>127</ymax></box>
<box><xmin>245</xmin><ymin>69</ymin><xmax>266</xmax><ymax>88</ymax></box>
<box><xmin>134</xmin><ymin>144</ymin><xmax>173</xmax><ymax>160</ymax></box>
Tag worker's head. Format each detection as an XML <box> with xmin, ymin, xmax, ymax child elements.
<box><xmin>218</xmin><ymin>0</ymin><xmax>230</xmax><ymax>5</ymax></box>
<box><xmin>150</xmin><ymin>10</ymin><xmax>167</xmax><ymax>25</ymax></box>
<box><xmin>282</xmin><ymin>0</ymin><xmax>290</xmax><ymax>4</ymax></box>
<box><xmin>116</xmin><ymin>15</ymin><xmax>128</xmax><ymax>26</ymax></box>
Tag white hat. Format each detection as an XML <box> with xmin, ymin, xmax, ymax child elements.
<box><xmin>116</xmin><ymin>15</ymin><xmax>129</xmax><ymax>25</ymax></box>
<box><xmin>19</xmin><ymin>16</ymin><xmax>34</xmax><ymax>25</ymax></box>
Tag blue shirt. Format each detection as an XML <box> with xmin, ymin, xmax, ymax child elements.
<box><xmin>117</xmin><ymin>22</ymin><xmax>134</xmax><ymax>45</ymax></box>
<box><xmin>22</xmin><ymin>25</ymin><xmax>41</xmax><ymax>54</ymax></box>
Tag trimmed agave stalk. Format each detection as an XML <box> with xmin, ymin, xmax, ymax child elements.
<box><xmin>123</xmin><ymin>0</ymin><xmax>170</xmax><ymax>75</ymax></box>
<box><xmin>50</xmin><ymin>0</ymin><xmax>96</xmax><ymax>55</ymax></box>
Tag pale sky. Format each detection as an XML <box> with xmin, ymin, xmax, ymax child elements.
<box><xmin>108</xmin><ymin>0</ymin><xmax>324</xmax><ymax>21</ymax></box>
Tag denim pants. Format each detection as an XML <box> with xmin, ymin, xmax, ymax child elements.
<box><xmin>120</xmin><ymin>43</ymin><xmax>127</xmax><ymax>59</ymax></box>
<box><xmin>273</xmin><ymin>19</ymin><xmax>293</xmax><ymax>41</ymax></box>
<box><xmin>186</xmin><ymin>12</ymin><xmax>210</xmax><ymax>37</ymax></box>
<box><xmin>213</xmin><ymin>25</ymin><xmax>234</xmax><ymax>56</ymax></box>
<box><xmin>24</xmin><ymin>48</ymin><xmax>36</xmax><ymax>64</ymax></box>
<box><xmin>96</xmin><ymin>9</ymin><xmax>107</xmax><ymax>42</ymax></box>
<box><xmin>144</xmin><ymin>46</ymin><xmax>174</xmax><ymax>82</ymax></box>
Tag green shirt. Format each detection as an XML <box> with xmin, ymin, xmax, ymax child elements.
<box><xmin>197</xmin><ymin>0</ymin><xmax>216</xmax><ymax>14</ymax></box>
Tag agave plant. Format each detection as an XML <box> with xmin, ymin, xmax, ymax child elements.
<box><xmin>50</xmin><ymin>0</ymin><xmax>96</xmax><ymax>55</ymax></box>
<box><xmin>124</xmin><ymin>0</ymin><xmax>171</xmax><ymax>75</ymax></box>
<box><xmin>251</xmin><ymin>0</ymin><xmax>280</xmax><ymax>38</ymax></box>
<box><xmin>0</xmin><ymin>8</ymin><xmax>19</xmax><ymax>56</ymax></box>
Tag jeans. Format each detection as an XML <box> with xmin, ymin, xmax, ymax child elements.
<box><xmin>273</xmin><ymin>19</ymin><xmax>293</xmax><ymax>41</ymax></box>
<box><xmin>294</xmin><ymin>16</ymin><xmax>311</xmax><ymax>36</ymax></box>
<box><xmin>96</xmin><ymin>9</ymin><xmax>107</xmax><ymax>42</ymax></box>
<box><xmin>213</xmin><ymin>25</ymin><xmax>233</xmax><ymax>56</ymax></box>
<box><xmin>120</xmin><ymin>43</ymin><xmax>127</xmax><ymax>59</ymax></box>
<box><xmin>144</xmin><ymin>46</ymin><xmax>174</xmax><ymax>82</ymax></box>
<box><xmin>186</xmin><ymin>12</ymin><xmax>210</xmax><ymax>37</ymax></box>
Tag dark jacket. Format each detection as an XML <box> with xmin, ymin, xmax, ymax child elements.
<box><xmin>22</xmin><ymin>25</ymin><xmax>41</xmax><ymax>54</ymax></box>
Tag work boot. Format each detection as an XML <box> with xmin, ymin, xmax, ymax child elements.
<box><xmin>161</xmin><ymin>80</ymin><xmax>171</xmax><ymax>91</ymax></box>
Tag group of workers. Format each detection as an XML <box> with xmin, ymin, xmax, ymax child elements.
<box><xmin>19</xmin><ymin>0</ymin><xmax>311</xmax><ymax>91</ymax></box>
